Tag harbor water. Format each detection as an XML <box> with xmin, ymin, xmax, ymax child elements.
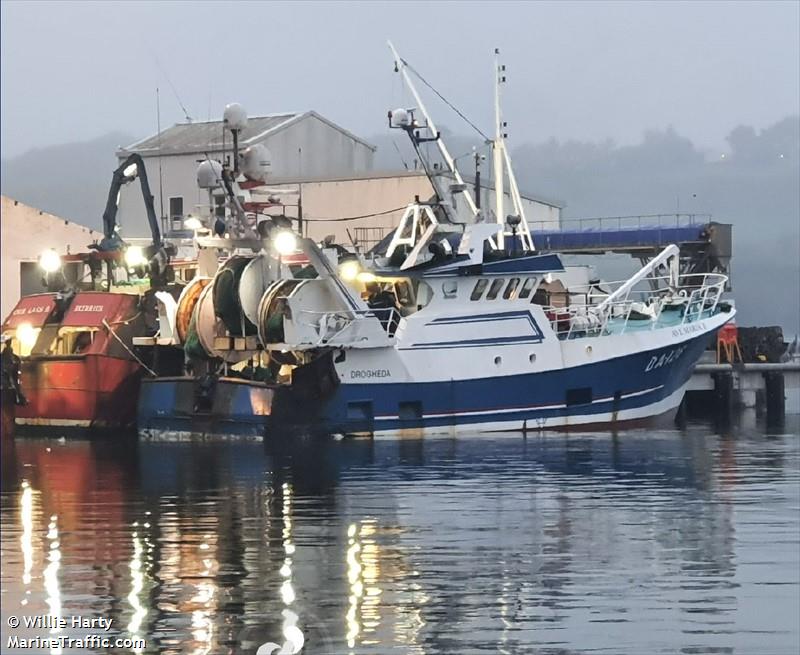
<box><xmin>1</xmin><ymin>418</ymin><xmax>798</xmax><ymax>654</ymax></box>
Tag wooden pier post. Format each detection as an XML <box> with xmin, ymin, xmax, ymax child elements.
<box><xmin>713</xmin><ymin>371</ymin><xmax>734</xmax><ymax>420</ymax></box>
<box><xmin>763</xmin><ymin>371</ymin><xmax>785</xmax><ymax>425</ymax></box>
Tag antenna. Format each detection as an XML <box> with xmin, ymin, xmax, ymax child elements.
<box><xmin>156</xmin><ymin>87</ymin><xmax>165</xmax><ymax>231</ymax></box>
<box><xmin>493</xmin><ymin>48</ymin><xmax>505</xmax><ymax>247</ymax></box>
<box><xmin>153</xmin><ymin>54</ymin><xmax>193</xmax><ymax>122</ymax></box>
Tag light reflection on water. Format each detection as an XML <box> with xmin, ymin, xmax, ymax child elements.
<box><xmin>1</xmin><ymin>418</ymin><xmax>798</xmax><ymax>654</ymax></box>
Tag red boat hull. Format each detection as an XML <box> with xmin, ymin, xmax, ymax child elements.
<box><xmin>16</xmin><ymin>354</ymin><xmax>142</xmax><ymax>429</ymax></box>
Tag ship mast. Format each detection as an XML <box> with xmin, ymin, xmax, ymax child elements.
<box><xmin>493</xmin><ymin>49</ymin><xmax>505</xmax><ymax>248</ymax></box>
<box><xmin>387</xmin><ymin>41</ymin><xmax>479</xmax><ymax>219</ymax></box>
<box><xmin>492</xmin><ymin>49</ymin><xmax>535</xmax><ymax>252</ymax></box>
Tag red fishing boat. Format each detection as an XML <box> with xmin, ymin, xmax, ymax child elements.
<box><xmin>2</xmin><ymin>291</ymin><xmax>147</xmax><ymax>430</ymax></box>
<box><xmin>1</xmin><ymin>154</ymin><xmax>184</xmax><ymax>435</ymax></box>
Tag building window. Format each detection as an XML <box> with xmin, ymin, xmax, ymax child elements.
<box><xmin>169</xmin><ymin>196</ymin><xmax>183</xmax><ymax>217</ymax></box>
<box><xmin>169</xmin><ymin>197</ymin><xmax>184</xmax><ymax>229</ymax></box>
<box><xmin>214</xmin><ymin>194</ymin><xmax>226</xmax><ymax>219</ymax></box>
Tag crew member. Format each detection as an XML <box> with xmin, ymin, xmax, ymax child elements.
<box><xmin>1</xmin><ymin>336</ymin><xmax>26</xmax><ymax>406</ymax></box>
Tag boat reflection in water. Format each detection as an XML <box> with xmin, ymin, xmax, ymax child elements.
<box><xmin>0</xmin><ymin>420</ymin><xmax>797</xmax><ymax>654</ymax></box>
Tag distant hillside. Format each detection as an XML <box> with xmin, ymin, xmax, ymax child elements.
<box><xmin>1</xmin><ymin>131</ymin><xmax>138</xmax><ymax>230</ymax></box>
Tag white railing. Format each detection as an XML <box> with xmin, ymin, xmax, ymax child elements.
<box><xmin>543</xmin><ymin>272</ymin><xmax>727</xmax><ymax>340</ymax></box>
<box><xmin>529</xmin><ymin>213</ymin><xmax>711</xmax><ymax>233</ymax></box>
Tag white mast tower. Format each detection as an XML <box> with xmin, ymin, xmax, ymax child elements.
<box><xmin>387</xmin><ymin>41</ymin><xmax>479</xmax><ymax>219</ymax></box>
<box><xmin>493</xmin><ymin>49</ymin><xmax>535</xmax><ymax>252</ymax></box>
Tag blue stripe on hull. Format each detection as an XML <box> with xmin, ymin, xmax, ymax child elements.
<box><xmin>310</xmin><ymin>331</ymin><xmax>713</xmax><ymax>433</ymax></box>
<box><xmin>139</xmin><ymin>331</ymin><xmax>717</xmax><ymax>436</ymax></box>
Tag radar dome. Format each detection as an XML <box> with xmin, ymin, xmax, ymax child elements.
<box><xmin>241</xmin><ymin>143</ymin><xmax>272</xmax><ymax>182</ymax></box>
<box><xmin>197</xmin><ymin>159</ymin><xmax>223</xmax><ymax>189</ymax></box>
<box><xmin>223</xmin><ymin>103</ymin><xmax>248</xmax><ymax>131</ymax></box>
<box><xmin>390</xmin><ymin>108</ymin><xmax>411</xmax><ymax>128</ymax></box>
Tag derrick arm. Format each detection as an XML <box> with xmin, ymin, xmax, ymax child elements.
<box><xmin>102</xmin><ymin>153</ymin><xmax>162</xmax><ymax>248</ymax></box>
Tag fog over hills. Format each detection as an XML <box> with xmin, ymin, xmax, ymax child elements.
<box><xmin>0</xmin><ymin>131</ymin><xmax>135</xmax><ymax>228</ymax></box>
<box><xmin>2</xmin><ymin>118</ymin><xmax>798</xmax><ymax>332</ymax></box>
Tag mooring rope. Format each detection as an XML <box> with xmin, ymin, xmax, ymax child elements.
<box><xmin>102</xmin><ymin>319</ymin><xmax>157</xmax><ymax>377</ymax></box>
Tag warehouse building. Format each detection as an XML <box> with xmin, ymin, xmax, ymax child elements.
<box><xmin>260</xmin><ymin>171</ymin><xmax>562</xmax><ymax>250</ymax></box>
<box><xmin>116</xmin><ymin>111</ymin><xmax>376</xmax><ymax>236</ymax></box>
<box><xmin>115</xmin><ymin>109</ymin><xmax>561</xmax><ymax>245</ymax></box>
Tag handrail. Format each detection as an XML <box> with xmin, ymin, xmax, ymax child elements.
<box><xmin>541</xmin><ymin>273</ymin><xmax>726</xmax><ymax>340</ymax></box>
<box><xmin>597</xmin><ymin>244</ymin><xmax>679</xmax><ymax>311</ymax></box>
<box><xmin>529</xmin><ymin>212</ymin><xmax>712</xmax><ymax>233</ymax></box>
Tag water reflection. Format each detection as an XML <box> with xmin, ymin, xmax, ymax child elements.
<box><xmin>127</xmin><ymin>529</ymin><xmax>146</xmax><ymax>649</ymax></box>
<box><xmin>0</xmin><ymin>419</ymin><xmax>797</xmax><ymax>654</ymax></box>
<box><xmin>20</xmin><ymin>480</ymin><xmax>33</xmax><ymax>589</ymax></box>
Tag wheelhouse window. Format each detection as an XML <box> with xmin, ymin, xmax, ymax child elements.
<box><xmin>394</xmin><ymin>280</ymin><xmax>414</xmax><ymax>306</ymax></box>
<box><xmin>519</xmin><ymin>277</ymin><xmax>537</xmax><ymax>299</ymax></box>
<box><xmin>46</xmin><ymin>328</ymin><xmax>98</xmax><ymax>355</ymax></box>
<box><xmin>503</xmin><ymin>278</ymin><xmax>521</xmax><ymax>299</ymax></box>
<box><xmin>470</xmin><ymin>279</ymin><xmax>489</xmax><ymax>301</ymax></box>
<box><xmin>486</xmin><ymin>279</ymin><xmax>504</xmax><ymax>300</ymax></box>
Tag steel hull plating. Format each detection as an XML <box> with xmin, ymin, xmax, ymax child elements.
<box><xmin>15</xmin><ymin>355</ymin><xmax>142</xmax><ymax>430</ymax></box>
<box><xmin>138</xmin><ymin>321</ymin><xmax>724</xmax><ymax>437</ymax></box>
<box><xmin>299</xmin><ymin>325</ymin><xmax>715</xmax><ymax>435</ymax></box>
<box><xmin>138</xmin><ymin>376</ymin><xmax>274</xmax><ymax>439</ymax></box>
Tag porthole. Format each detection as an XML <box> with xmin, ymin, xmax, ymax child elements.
<box><xmin>529</xmin><ymin>353</ymin><xmax>537</xmax><ymax>364</ymax></box>
<box><xmin>442</xmin><ymin>280</ymin><xmax>458</xmax><ymax>298</ymax></box>
<box><xmin>586</xmin><ymin>345</ymin><xmax>593</xmax><ymax>355</ymax></box>
<box><xmin>494</xmin><ymin>356</ymin><xmax>502</xmax><ymax>366</ymax></box>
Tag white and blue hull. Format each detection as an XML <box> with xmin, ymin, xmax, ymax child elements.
<box><xmin>309</xmin><ymin>311</ymin><xmax>729</xmax><ymax>436</ymax></box>
<box><xmin>139</xmin><ymin>312</ymin><xmax>733</xmax><ymax>436</ymax></box>
<box><xmin>138</xmin><ymin>236</ymin><xmax>734</xmax><ymax>438</ymax></box>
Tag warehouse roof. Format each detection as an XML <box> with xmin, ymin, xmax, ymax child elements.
<box><xmin>119</xmin><ymin>111</ymin><xmax>376</xmax><ymax>156</ymax></box>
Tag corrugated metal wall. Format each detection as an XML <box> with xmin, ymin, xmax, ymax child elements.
<box><xmin>118</xmin><ymin>115</ymin><xmax>374</xmax><ymax>237</ymax></box>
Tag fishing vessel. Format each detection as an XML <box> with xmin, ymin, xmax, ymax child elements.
<box><xmin>0</xmin><ymin>154</ymin><xmax>185</xmax><ymax>433</ymax></box>
<box><xmin>138</xmin><ymin>45</ymin><xmax>734</xmax><ymax>438</ymax></box>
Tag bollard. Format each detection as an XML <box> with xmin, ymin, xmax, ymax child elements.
<box><xmin>763</xmin><ymin>371</ymin><xmax>785</xmax><ymax>426</ymax></box>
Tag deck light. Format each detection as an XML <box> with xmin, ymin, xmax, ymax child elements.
<box><xmin>125</xmin><ymin>246</ymin><xmax>147</xmax><ymax>268</ymax></box>
<box><xmin>339</xmin><ymin>260</ymin><xmax>360</xmax><ymax>282</ymax></box>
<box><xmin>273</xmin><ymin>230</ymin><xmax>297</xmax><ymax>256</ymax></box>
<box><xmin>184</xmin><ymin>216</ymin><xmax>204</xmax><ymax>231</ymax></box>
<box><xmin>39</xmin><ymin>249</ymin><xmax>62</xmax><ymax>273</ymax></box>
<box><xmin>357</xmin><ymin>272</ymin><xmax>376</xmax><ymax>283</ymax></box>
<box><xmin>15</xmin><ymin>323</ymin><xmax>38</xmax><ymax>352</ymax></box>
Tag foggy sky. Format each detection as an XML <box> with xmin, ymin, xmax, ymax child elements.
<box><xmin>2</xmin><ymin>1</ymin><xmax>798</xmax><ymax>159</ymax></box>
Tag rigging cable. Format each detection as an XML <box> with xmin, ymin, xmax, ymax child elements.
<box><xmin>399</xmin><ymin>56</ymin><xmax>491</xmax><ymax>143</ymax></box>
<box><xmin>153</xmin><ymin>53</ymin><xmax>193</xmax><ymax>122</ymax></box>
<box><xmin>156</xmin><ymin>87</ymin><xmax>165</xmax><ymax>225</ymax></box>
<box><xmin>295</xmin><ymin>207</ymin><xmax>407</xmax><ymax>223</ymax></box>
